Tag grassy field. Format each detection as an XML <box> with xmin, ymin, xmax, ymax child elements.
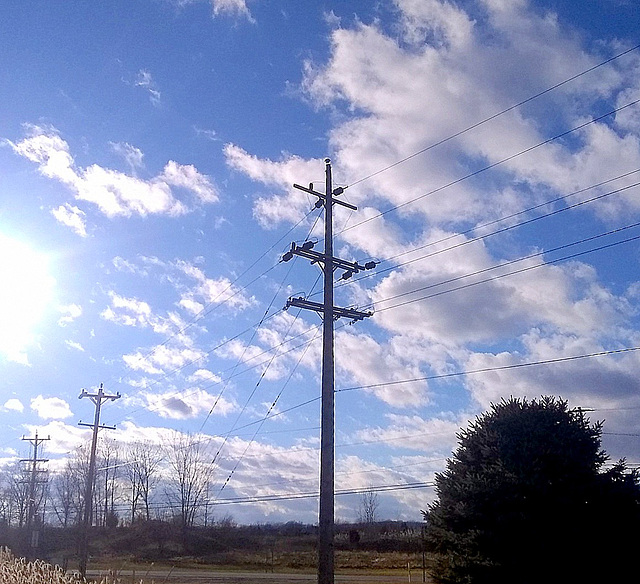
<box><xmin>91</xmin><ymin>549</ymin><xmax>431</xmax><ymax>573</ymax></box>
<box><xmin>0</xmin><ymin>522</ymin><xmax>433</xmax><ymax>582</ymax></box>
<box><xmin>0</xmin><ymin>549</ymin><xmax>433</xmax><ymax>584</ymax></box>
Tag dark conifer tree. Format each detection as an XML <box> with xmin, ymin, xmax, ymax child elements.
<box><xmin>424</xmin><ymin>396</ymin><xmax>639</xmax><ymax>584</ymax></box>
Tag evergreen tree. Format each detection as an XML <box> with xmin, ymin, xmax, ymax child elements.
<box><xmin>424</xmin><ymin>396</ymin><xmax>639</xmax><ymax>584</ymax></box>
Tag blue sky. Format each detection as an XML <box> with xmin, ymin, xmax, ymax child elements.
<box><xmin>1</xmin><ymin>0</ymin><xmax>640</xmax><ymax>524</ymax></box>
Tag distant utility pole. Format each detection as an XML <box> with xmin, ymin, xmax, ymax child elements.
<box><xmin>78</xmin><ymin>383</ymin><xmax>120</xmax><ymax>579</ymax></box>
<box><xmin>284</xmin><ymin>159</ymin><xmax>374</xmax><ymax>584</ymax></box>
<box><xmin>20</xmin><ymin>431</ymin><xmax>50</xmax><ymax>554</ymax></box>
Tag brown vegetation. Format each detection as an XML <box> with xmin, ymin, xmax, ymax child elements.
<box><xmin>0</xmin><ymin>520</ymin><xmax>428</xmax><ymax>575</ymax></box>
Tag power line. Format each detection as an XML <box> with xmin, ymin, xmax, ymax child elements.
<box><xmin>54</xmin><ymin>51</ymin><xmax>640</xmax><ymax>490</ymax></box>
<box><xmin>336</xmin><ymin>98</ymin><xmax>640</xmax><ymax>236</ymax></box>
<box><xmin>197</xmin><ymin>216</ymin><xmax>325</xmax><ymax>464</ymax></box>
<box><xmin>97</xmin><ymin>179</ymin><xmax>634</xmax><ymax>458</ymax></box>
<box><xmin>98</xmin><ymin>53</ymin><xmax>640</xmax><ymax>416</ymax></box>
<box><xmin>335</xmin><ymin>346</ymin><xmax>640</xmax><ymax>393</ymax></box>
<box><xmin>107</xmin><ymin>222</ymin><xmax>640</xmax><ymax>433</ymax></box>
<box><xmin>104</xmin><ymin>481</ymin><xmax>436</xmax><ymax>513</ymax></box>
<box><xmin>107</xmin><ymin>165</ymin><xmax>640</xmax><ymax>427</ymax></box>
<box><xmin>110</xmin><ymin>220</ymin><xmax>640</xmax><ymax>435</ymax></box>
<box><xmin>103</xmin><ymin>210</ymin><xmax>316</xmax><ymax>390</ymax></box>
<box><xmin>329</xmin><ymin>174</ymin><xmax>640</xmax><ymax>293</ymax></box>
<box><xmin>210</xmin><ymin>455</ymin><xmax>447</xmax><ymax>495</ymax></box>
<box><xmin>196</xmin><ymin>233</ymin><xmax>313</xmax><ymax>435</ymax></box>
<box><xmin>107</xmin><ymin>223</ymin><xmax>327</xmax><ymax>421</ymax></box>
<box><xmin>107</xmin><ymin>171</ymin><xmax>640</xmax><ymax>429</ymax></box>
<box><xmin>212</xmin><ymin>325</ymin><xmax>323</xmax><ymax>497</ymax></box>
<box><xmin>367</xmin><ymin>221</ymin><xmax>640</xmax><ymax>311</ymax></box>
<box><xmin>346</xmin><ymin>43</ymin><xmax>640</xmax><ymax>188</ymax></box>
<box><xmin>226</xmin><ymin>224</ymin><xmax>640</xmax><ymax>375</ymax></box>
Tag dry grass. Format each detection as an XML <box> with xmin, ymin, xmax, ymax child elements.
<box><xmin>0</xmin><ymin>548</ymin><xmax>143</xmax><ymax>584</ymax></box>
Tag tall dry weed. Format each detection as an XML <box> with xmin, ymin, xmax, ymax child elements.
<box><xmin>0</xmin><ymin>548</ymin><xmax>141</xmax><ymax>584</ymax></box>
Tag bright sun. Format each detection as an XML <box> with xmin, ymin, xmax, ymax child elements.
<box><xmin>0</xmin><ymin>234</ymin><xmax>55</xmax><ymax>364</ymax></box>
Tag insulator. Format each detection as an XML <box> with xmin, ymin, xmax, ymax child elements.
<box><xmin>282</xmin><ymin>251</ymin><xmax>294</xmax><ymax>262</ymax></box>
<box><xmin>364</xmin><ymin>261</ymin><xmax>376</xmax><ymax>270</ymax></box>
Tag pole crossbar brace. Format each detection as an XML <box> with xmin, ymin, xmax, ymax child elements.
<box><xmin>284</xmin><ymin>242</ymin><xmax>376</xmax><ymax>273</ymax></box>
<box><xmin>293</xmin><ymin>183</ymin><xmax>358</xmax><ymax>211</ymax></box>
<box><xmin>285</xmin><ymin>296</ymin><xmax>372</xmax><ymax>322</ymax></box>
<box><xmin>78</xmin><ymin>422</ymin><xmax>117</xmax><ymax>431</ymax></box>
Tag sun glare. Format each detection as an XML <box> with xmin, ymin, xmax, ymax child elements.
<box><xmin>0</xmin><ymin>234</ymin><xmax>55</xmax><ymax>364</ymax></box>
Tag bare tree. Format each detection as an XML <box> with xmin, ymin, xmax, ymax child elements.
<box><xmin>164</xmin><ymin>433</ymin><xmax>213</xmax><ymax>530</ymax></box>
<box><xmin>125</xmin><ymin>441</ymin><xmax>162</xmax><ymax>523</ymax></box>
<box><xmin>97</xmin><ymin>438</ymin><xmax>122</xmax><ymax>527</ymax></box>
<box><xmin>0</xmin><ymin>462</ymin><xmax>26</xmax><ymax>527</ymax></box>
<box><xmin>9</xmin><ymin>462</ymin><xmax>30</xmax><ymax>528</ymax></box>
<box><xmin>50</xmin><ymin>465</ymin><xmax>77</xmax><ymax>527</ymax></box>
<box><xmin>50</xmin><ymin>445</ymin><xmax>90</xmax><ymax>527</ymax></box>
<box><xmin>357</xmin><ymin>487</ymin><xmax>379</xmax><ymax>525</ymax></box>
<box><xmin>0</xmin><ymin>467</ymin><xmax>12</xmax><ymax>525</ymax></box>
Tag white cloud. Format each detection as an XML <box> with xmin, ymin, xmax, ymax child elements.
<box><xmin>175</xmin><ymin>259</ymin><xmax>255</xmax><ymax>313</ymax></box>
<box><xmin>123</xmin><ymin>343</ymin><xmax>207</xmax><ymax>376</ymax></box>
<box><xmin>464</xmin><ymin>330</ymin><xmax>640</xmax><ymax>411</ymax></box>
<box><xmin>2</xmin><ymin>398</ymin><xmax>24</xmax><ymax>413</ymax></box>
<box><xmin>110</xmin><ymin>421</ymin><xmax>178</xmax><ymax>446</ymax></box>
<box><xmin>221</xmin><ymin>2</ymin><xmax>640</xmax><ymax>482</ymax></box>
<box><xmin>101</xmin><ymin>291</ymin><xmax>192</xmax><ymax>340</ymax></box>
<box><xmin>168</xmin><ymin>0</ymin><xmax>255</xmax><ymax>22</ymax></box>
<box><xmin>160</xmin><ymin>160</ymin><xmax>220</xmax><ymax>203</ymax></box>
<box><xmin>135</xmin><ymin>69</ymin><xmax>161</xmax><ymax>106</ymax></box>
<box><xmin>101</xmin><ymin>292</ymin><xmax>153</xmax><ymax>327</ymax></box>
<box><xmin>10</xmin><ymin>125</ymin><xmax>219</xmax><ymax>219</ymax></box>
<box><xmin>106</xmin><ymin>256</ymin><xmax>255</xmax><ymax>327</ymax></box>
<box><xmin>335</xmin><ymin>331</ymin><xmax>430</xmax><ymax>407</ymax></box>
<box><xmin>193</xmin><ymin>126</ymin><xmax>219</xmax><ymax>141</ymax></box>
<box><xmin>224</xmin><ymin>144</ymin><xmax>324</xmax><ymax>228</ymax></box>
<box><xmin>211</xmin><ymin>0</ymin><xmax>255</xmax><ymax>22</ymax></box>
<box><xmin>230</xmin><ymin>0</ymin><xmax>638</xmax><ymax>233</ymax></box>
<box><xmin>323</xmin><ymin>10</ymin><xmax>341</xmax><ymax>28</ymax></box>
<box><xmin>143</xmin><ymin>387</ymin><xmax>236</xmax><ymax>419</ymax></box>
<box><xmin>58</xmin><ymin>303</ymin><xmax>82</xmax><ymax>326</ymax></box>
<box><xmin>214</xmin><ymin>311</ymin><xmax>323</xmax><ymax>381</ymax></box>
<box><xmin>79</xmin><ymin>163</ymin><xmax>186</xmax><ymax>217</ymax></box>
<box><xmin>188</xmin><ymin>368</ymin><xmax>223</xmax><ymax>383</ymax></box>
<box><xmin>357</xmin><ymin>412</ymin><xmax>467</xmax><ymax>455</ymax></box>
<box><xmin>30</xmin><ymin>395</ymin><xmax>73</xmax><ymax>420</ymax></box>
<box><xmin>362</xmin><ymin>222</ymin><xmax>635</xmax><ymax>351</ymax></box>
<box><xmin>65</xmin><ymin>340</ymin><xmax>85</xmax><ymax>352</ymax></box>
<box><xmin>110</xmin><ymin>141</ymin><xmax>145</xmax><ymax>173</ymax></box>
<box><xmin>23</xmin><ymin>421</ymin><xmax>87</xmax><ymax>454</ymax></box>
<box><xmin>51</xmin><ymin>203</ymin><xmax>87</xmax><ymax>237</ymax></box>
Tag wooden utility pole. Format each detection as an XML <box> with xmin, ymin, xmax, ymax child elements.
<box><xmin>20</xmin><ymin>431</ymin><xmax>49</xmax><ymax>555</ymax></box>
<box><xmin>78</xmin><ymin>383</ymin><xmax>120</xmax><ymax>579</ymax></box>
<box><xmin>319</xmin><ymin>158</ymin><xmax>336</xmax><ymax>584</ymax></box>
<box><xmin>285</xmin><ymin>159</ymin><xmax>374</xmax><ymax>584</ymax></box>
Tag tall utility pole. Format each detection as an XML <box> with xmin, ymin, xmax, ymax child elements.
<box><xmin>78</xmin><ymin>383</ymin><xmax>120</xmax><ymax>579</ymax></box>
<box><xmin>20</xmin><ymin>432</ymin><xmax>50</xmax><ymax>554</ymax></box>
<box><xmin>284</xmin><ymin>159</ymin><xmax>374</xmax><ymax>584</ymax></box>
